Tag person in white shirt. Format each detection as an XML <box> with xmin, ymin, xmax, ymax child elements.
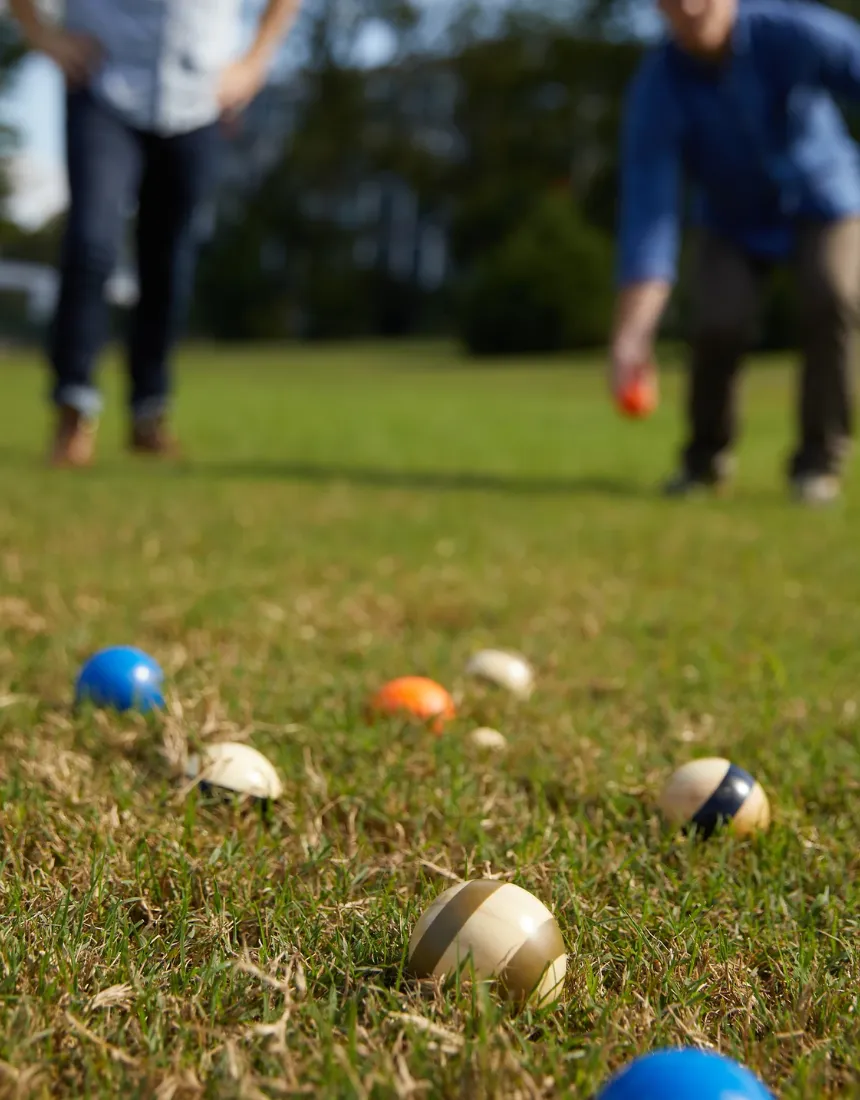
<box><xmin>9</xmin><ymin>0</ymin><xmax>301</xmax><ymax>466</ymax></box>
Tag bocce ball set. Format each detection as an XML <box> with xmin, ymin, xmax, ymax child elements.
<box><xmin>72</xmin><ymin>644</ymin><xmax>775</xmax><ymax>1098</ymax></box>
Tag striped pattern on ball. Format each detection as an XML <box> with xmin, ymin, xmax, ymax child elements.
<box><xmin>408</xmin><ymin>880</ymin><xmax>567</xmax><ymax>1006</ymax></box>
<box><xmin>658</xmin><ymin>757</ymin><xmax>770</xmax><ymax>838</ymax></box>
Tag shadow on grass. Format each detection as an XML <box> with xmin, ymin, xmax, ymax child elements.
<box><xmin>177</xmin><ymin>460</ymin><xmax>647</xmax><ymax>498</ymax></box>
<box><xmin>0</xmin><ymin>447</ymin><xmax>809</xmax><ymax>508</ymax></box>
<box><xmin>0</xmin><ymin>444</ymin><xmax>647</xmax><ymax>497</ymax></box>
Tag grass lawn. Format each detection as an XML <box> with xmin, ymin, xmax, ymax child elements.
<box><xmin>0</xmin><ymin>342</ymin><xmax>858</xmax><ymax>1099</ymax></box>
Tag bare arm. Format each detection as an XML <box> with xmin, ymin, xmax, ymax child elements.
<box><xmin>219</xmin><ymin>0</ymin><xmax>303</xmax><ymax>118</ymax></box>
<box><xmin>8</xmin><ymin>0</ymin><xmax>45</xmax><ymax>48</ymax></box>
<box><xmin>246</xmin><ymin>0</ymin><xmax>303</xmax><ymax>71</ymax></box>
<box><xmin>611</xmin><ymin>281</ymin><xmax>673</xmax><ymax>358</ymax></box>
<box><xmin>610</xmin><ymin>61</ymin><xmax>681</xmax><ymax>394</ymax></box>
<box><xmin>8</xmin><ymin>0</ymin><xmax>102</xmax><ymax>85</ymax></box>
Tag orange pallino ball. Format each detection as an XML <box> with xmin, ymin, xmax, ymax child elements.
<box><xmin>367</xmin><ymin>676</ymin><xmax>456</xmax><ymax>733</ymax></box>
<box><xmin>618</xmin><ymin>367</ymin><xmax>658</xmax><ymax>419</ymax></box>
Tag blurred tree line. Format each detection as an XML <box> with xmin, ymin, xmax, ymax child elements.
<box><xmin>5</xmin><ymin>0</ymin><xmax>860</xmax><ymax>354</ymax></box>
<box><xmin>0</xmin><ymin>8</ymin><xmax>23</xmax><ymax>209</ymax></box>
<box><xmin>194</xmin><ymin>0</ymin><xmax>847</xmax><ymax>354</ymax></box>
<box><xmin>0</xmin><ymin>11</ymin><xmax>33</xmax><ymax>341</ymax></box>
<box><xmin>192</xmin><ymin>0</ymin><xmax>640</xmax><ymax>353</ymax></box>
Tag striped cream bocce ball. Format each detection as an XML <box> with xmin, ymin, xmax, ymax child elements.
<box><xmin>658</xmin><ymin>757</ymin><xmax>771</xmax><ymax>839</ymax></box>
<box><xmin>408</xmin><ymin>880</ymin><xmax>567</xmax><ymax>1006</ymax></box>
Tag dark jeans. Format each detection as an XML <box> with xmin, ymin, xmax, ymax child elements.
<box><xmin>682</xmin><ymin>219</ymin><xmax>860</xmax><ymax>480</ymax></box>
<box><xmin>49</xmin><ymin>87</ymin><xmax>221</xmax><ymax>420</ymax></box>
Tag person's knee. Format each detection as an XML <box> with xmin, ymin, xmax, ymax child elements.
<box><xmin>60</xmin><ymin>226</ymin><xmax>120</xmax><ymax>281</ymax></box>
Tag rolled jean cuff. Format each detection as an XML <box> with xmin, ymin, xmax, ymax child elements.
<box><xmin>131</xmin><ymin>396</ymin><xmax>169</xmax><ymax>422</ymax></box>
<box><xmin>54</xmin><ymin>384</ymin><xmax>102</xmax><ymax>419</ymax></box>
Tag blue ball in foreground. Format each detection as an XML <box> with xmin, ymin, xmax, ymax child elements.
<box><xmin>597</xmin><ymin>1049</ymin><xmax>773</xmax><ymax>1100</ymax></box>
<box><xmin>75</xmin><ymin>646</ymin><xmax>165</xmax><ymax>713</ymax></box>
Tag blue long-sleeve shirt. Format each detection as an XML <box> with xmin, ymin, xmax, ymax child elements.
<box><xmin>617</xmin><ymin>0</ymin><xmax>860</xmax><ymax>287</ymax></box>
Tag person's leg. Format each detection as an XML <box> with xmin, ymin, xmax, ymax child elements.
<box><xmin>127</xmin><ymin>122</ymin><xmax>221</xmax><ymax>452</ymax></box>
<box><xmin>790</xmin><ymin>218</ymin><xmax>860</xmax><ymax>500</ymax></box>
<box><xmin>672</xmin><ymin>230</ymin><xmax>762</xmax><ymax>491</ymax></box>
<box><xmin>48</xmin><ymin>88</ymin><xmax>143</xmax><ymax>465</ymax></box>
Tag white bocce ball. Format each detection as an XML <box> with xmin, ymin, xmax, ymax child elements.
<box><xmin>658</xmin><ymin>757</ymin><xmax>770</xmax><ymax>839</ymax></box>
<box><xmin>469</xmin><ymin>726</ymin><xmax>508</xmax><ymax>751</ymax></box>
<box><xmin>186</xmin><ymin>742</ymin><xmax>283</xmax><ymax>802</ymax></box>
<box><xmin>408</xmin><ymin>880</ymin><xmax>566</xmax><ymax>1007</ymax></box>
<box><xmin>466</xmin><ymin>649</ymin><xmax>534</xmax><ymax>698</ymax></box>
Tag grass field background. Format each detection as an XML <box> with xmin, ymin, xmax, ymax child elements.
<box><xmin>1</xmin><ymin>343</ymin><xmax>858</xmax><ymax>1098</ymax></box>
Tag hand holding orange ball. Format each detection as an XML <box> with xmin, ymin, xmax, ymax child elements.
<box><xmin>616</xmin><ymin>361</ymin><xmax>658</xmax><ymax>419</ymax></box>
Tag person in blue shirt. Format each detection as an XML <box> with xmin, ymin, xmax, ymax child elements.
<box><xmin>611</xmin><ymin>0</ymin><xmax>860</xmax><ymax>504</ymax></box>
<box><xmin>9</xmin><ymin>0</ymin><xmax>301</xmax><ymax>466</ymax></box>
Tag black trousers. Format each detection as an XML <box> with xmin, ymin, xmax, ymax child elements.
<box><xmin>682</xmin><ymin>220</ymin><xmax>859</xmax><ymax>480</ymax></box>
<box><xmin>49</xmin><ymin>87</ymin><xmax>221</xmax><ymax>421</ymax></box>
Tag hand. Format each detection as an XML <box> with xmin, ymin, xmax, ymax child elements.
<box><xmin>609</xmin><ymin>327</ymin><xmax>655</xmax><ymax>400</ymax></box>
<box><xmin>218</xmin><ymin>54</ymin><xmax>267</xmax><ymax>122</ymax></box>
<box><xmin>36</xmin><ymin>27</ymin><xmax>102</xmax><ymax>88</ymax></box>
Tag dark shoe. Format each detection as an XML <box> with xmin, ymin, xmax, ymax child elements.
<box><xmin>49</xmin><ymin>405</ymin><xmax>97</xmax><ymax>468</ymax></box>
<box><xmin>661</xmin><ymin>469</ymin><xmax>730</xmax><ymax>498</ymax></box>
<box><xmin>790</xmin><ymin>473</ymin><xmax>841</xmax><ymax>506</ymax></box>
<box><xmin>129</xmin><ymin>414</ymin><xmax>182</xmax><ymax>458</ymax></box>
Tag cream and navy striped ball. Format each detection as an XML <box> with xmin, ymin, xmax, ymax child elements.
<box><xmin>658</xmin><ymin>757</ymin><xmax>771</xmax><ymax>839</ymax></box>
<box><xmin>408</xmin><ymin>880</ymin><xmax>567</xmax><ymax>1006</ymax></box>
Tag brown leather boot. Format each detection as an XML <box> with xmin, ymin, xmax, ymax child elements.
<box><xmin>49</xmin><ymin>405</ymin><xmax>98</xmax><ymax>468</ymax></box>
<box><xmin>129</xmin><ymin>413</ymin><xmax>183</xmax><ymax>458</ymax></box>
